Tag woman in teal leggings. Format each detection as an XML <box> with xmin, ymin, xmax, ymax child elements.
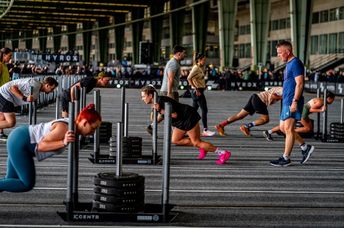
<box><xmin>0</xmin><ymin>104</ymin><xmax>102</xmax><ymax>192</ymax></box>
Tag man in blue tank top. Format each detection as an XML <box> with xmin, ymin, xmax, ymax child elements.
<box><xmin>270</xmin><ymin>40</ymin><xmax>314</xmax><ymax>167</ymax></box>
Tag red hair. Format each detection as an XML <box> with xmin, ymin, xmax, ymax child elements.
<box><xmin>76</xmin><ymin>104</ymin><xmax>102</xmax><ymax>124</ymax></box>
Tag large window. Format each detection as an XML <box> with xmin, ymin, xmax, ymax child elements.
<box><xmin>329</xmin><ymin>8</ymin><xmax>339</xmax><ymax>21</ymax></box>
<box><xmin>319</xmin><ymin>34</ymin><xmax>328</xmax><ymax>54</ymax></box>
<box><xmin>312</xmin><ymin>12</ymin><xmax>319</xmax><ymax>24</ymax></box>
<box><xmin>239</xmin><ymin>43</ymin><xmax>250</xmax><ymax>58</ymax></box>
<box><xmin>271</xmin><ymin>40</ymin><xmax>278</xmax><ymax>57</ymax></box>
<box><xmin>340</xmin><ymin>7</ymin><xmax>344</xmax><ymax>20</ymax></box>
<box><xmin>271</xmin><ymin>20</ymin><xmax>279</xmax><ymax>30</ymax></box>
<box><xmin>328</xmin><ymin>33</ymin><xmax>337</xmax><ymax>53</ymax></box>
<box><xmin>339</xmin><ymin>32</ymin><xmax>344</xmax><ymax>53</ymax></box>
<box><xmin>320</xmin><ymin>10</ymin><xmax>329</xmax><ymax>23</ymax></box>
<box><xmin>310</xmin><ymin>35</ymin><xmax>318</xmax><ymax>54</ymax></box>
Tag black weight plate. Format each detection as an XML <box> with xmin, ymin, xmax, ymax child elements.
<box><xmin>330</xmin><ymin>127</ymin><xmax>344</xmax><ymax>132</ymax></box>
<box><xmin>94</xmin><ymin>185</ymin><xmax>144</xmax><ymax>197</ymax></box>
<box><xmin>330</xmin><ymin>130</ymin><xmax>344</xmax><ymax>136</ymax></box>
<box><xmin>93</xmin><ymin>192</ymin><xmax>144</xmax><ymax>204</ymax></box>
<box><xmin>94</xmin><ymin>174</ymin><xmax>144</xmax><ymax>188</ymax></box>
<box><xmin>330</xmin><ymin>122</ymin><xmax>344</xmax><ymax>128</ymax></box>
<box><xmin>92</xmin><ymin>200</ymin><xmax>144</xmax><ymax>212</ymax></box>
<box><xmin>96</xmin><ymin>172</ymin><xmax>138</xmax><ymax>181</ymax></box>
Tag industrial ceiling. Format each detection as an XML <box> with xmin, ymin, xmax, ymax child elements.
<box><xmin>0</xmin><ymin>0</ymin><xmax>159</xmax><ymax>33</ymax></box>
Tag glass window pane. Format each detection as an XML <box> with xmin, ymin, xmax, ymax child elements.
<box><xmin>339</xmin><ymin>7</ymin><xmax>344</xmax><ymax>20</ymax></box>
<box><xmin>339</xmin><ymin>32</ymin><xmax>344</xmax><ymax>53</ymax></box>
<box><xmin>311</xmin><ymin>36</ymin><xmax>318</xmax><ymax>54</ymax></box>
<box><xmin>320</xmin><ymin>10</ymin><xmax>329</xmax><ymax>23</ymax></box>
<box><xmin>312</xmin><ymin>12</ymin><xmax>319</xmax><ymax>24</ymax></box>
<box><xmin>319</xmin><ymin>34</ymin><xmax>328</xmax><ymax>54</ymax></box>
<box><xmin>328</xmin><ymin>33</ymin><xmax>337</xmax><ymax>53</ymax></box>
<box><xmin>286</xmin><ymin>17</ymin><xmax>291</xmax><ymax>28</ymax></box>
<box><xmin>239</xmin><ymin>44</ymin><xmax>245</xmax><ymax>58</ymax></box>
<box><xmin>271</xmin><ymin>40</ymin><xmax>278</xmax><ymax>57</ymax></box>
<box><xmin>329</xmin><ymin>8</ymin><xmax>337</xmax><ymax>21</ymax></box>
<box><xmin>245</xmin><ymin>44</ymin><xmax>251</xmax><ymax>58</ymax></box>
<box><xmin>280</xmin><ymin>19</ymin><xmax>286</xmax><ymax>29</ymax></box>
<box><xmin>272</xmin><ymin>20</ymin><xmax>279</xmax><ymax>30</ymax></box>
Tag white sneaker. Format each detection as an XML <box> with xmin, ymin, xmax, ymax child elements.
<box><xmin>202</xmin><ymin>130</ymin><xmax>215</xmax><ymax>137</ymax></box>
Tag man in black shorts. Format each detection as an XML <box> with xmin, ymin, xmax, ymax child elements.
<box><xmin>215</xmin><ymin>87</ymin><xmax>282</xmax><ymax>136</ymax></box>
<box><xmin>61</xmin><ymin>72</ymin><xmax>111</xmax><ymax>117</ymax></box>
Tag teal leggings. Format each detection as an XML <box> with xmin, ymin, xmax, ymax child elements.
<box><xmin>0</xmin><ymin>126</ymin><xmax>36</xmax><ymax>192</ymax></box>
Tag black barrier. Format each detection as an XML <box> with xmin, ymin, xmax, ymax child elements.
<box><xmin>305</xmin><ymin>81</ymin><xmax>344</xmax><ymax>96</ymax></box>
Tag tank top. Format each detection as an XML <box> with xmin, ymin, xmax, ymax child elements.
<box><xmin>29</xmin><ymin>118</ymin><xmax>69</xmax><ymax>161</ymax></box>
<box><xmin>0</xmin><ymin>62</ymin><xmax>10</xmax><ymax>86</ymax></box>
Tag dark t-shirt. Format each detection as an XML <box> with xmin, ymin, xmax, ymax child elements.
<box><xmin>157</xmin><ymin>96</ymin><xmax>200</xmax><ymax>131</ymax></box>
<box><xmin>64</xmin><ymin>77</ymin><xmax>98</xmax><ymax>100</ymax></box>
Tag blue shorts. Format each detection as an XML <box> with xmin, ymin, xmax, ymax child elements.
<box><xmin>280</xmin><ymin>98</ymin><xmax>304</xmax><ymax>121</ymax></box>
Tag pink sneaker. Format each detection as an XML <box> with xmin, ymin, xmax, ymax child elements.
<box><xmin>216</xmin><ymin>151</ymin><xmax>231</xmax><ymax>165</ymax></box>
<box><xmin>197</xmin><ymin>148</ymin><xmax>207</xmax><ymax>160</ymax></box>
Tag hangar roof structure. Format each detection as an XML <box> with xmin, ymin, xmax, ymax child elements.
<box><xmin>0</xmin><ymin>0</ymin><xmax>161</xmax><ymax>33</ymax></box>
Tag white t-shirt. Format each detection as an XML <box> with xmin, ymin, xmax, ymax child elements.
<box><xmin>0</xmin><ymin>78</ymin><xmax>41</xmax><ymax>106</ymax></box>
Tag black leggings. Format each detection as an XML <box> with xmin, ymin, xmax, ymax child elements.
<box><xmin>190</xmin><ymin>88</ymin><xmax>208</xmax><ymax>129</ymax></box>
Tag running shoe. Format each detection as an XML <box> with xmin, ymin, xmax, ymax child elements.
<box><xmin>0</xmin><ymin>133</ymin><xmax>8</xmax><ymax>142</ymax></box>
<box><xmin>270</xmin><ymin>156</ymin><xmax>291</xmax><ymax>167</ymax></box>
<box><xmin>216</xmin><ymin>151</ymin><xmax>231</xmax><ymax>165</ymax></box>
<box><xmin>215</xmin><ymin>124</ymin><xmax>225</xmax><ymax>136</ymax></box>
<box><xmin>197</xmin><ymin>148</ymin><xmax>207</xmax><ymax>160</ymax></box>
<box><xmin>300</xmin><ymin>145</ymin><xmax>314</xmax><ymax>164</ymax></box>
<box><xmin>263</xmin><ymin>130</ymin><xmax>273</xmax><ymax>141</ymax></box>
<box><xmin>240</xmin><ymin>124</ymin><xmax>251</xmax><ymax>136</ymax></box>
<box><xmin>202</xmin><ymin>130</ymin><xmax>215</xmax><ymax>137</ymax></box>
<box><xmin>146</xmin><ymin>124</ymin><xmax>153</xmax><ymax>136</ymax></box>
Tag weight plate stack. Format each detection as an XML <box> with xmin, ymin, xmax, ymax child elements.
<box><xmin>109</xmin><ymin>137</ymin><xmax>142</xmax><ymax>158</ymax></box>
<box><xmin>99</xmin><ymin>121</ymin><xmax>112</xmax><ymax>143</ymax></box>
<box><xmin>329</xmin><ymin>122</ymin><xmax>344</xmax><ymax>142</ymax></box>
<box><xmin>93</xmin><ymin>172</ymin><xmax>145</xmax><ymax>212</ymax></box>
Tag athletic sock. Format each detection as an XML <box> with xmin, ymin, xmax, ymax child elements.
<box><xmin>220</xmin><ymin>120</ymin><xmax>229</xmax><ymax>127</ymax></box>
<box><xmin>268</xmin><ymin>129</ymin><xmax>273</xmax><ymax>134</ymax></box>
<box><xmin>283</xmin><ymin>155</ymin><xmax>289</xmax><ymax>160</ymax></box>
<box><xmin>300</xmin><ymin>143</ymin><xmax>307</xmax><ymax>151</ymax></box>
<box><xmin>215</xmin><ymin>147</ymin><xmax>225</xmax><ymax>155</ymax></box>
<box><xmin>246</xmin><ymin>122</ymin><xmax>255</xmax><ymax>129</ymax></box>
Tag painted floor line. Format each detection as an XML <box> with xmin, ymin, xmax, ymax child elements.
<box><xmin>32</xmin><ymin>187</ymin><xmax>344</xmax><ymax>194</ymax></box>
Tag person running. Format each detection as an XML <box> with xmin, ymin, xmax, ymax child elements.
<box><xmin>141</xmin><ymin>85</ymin><xmax>231</xmax><ymax>165</ymax></box>
<box><xmin>0</xmin><ymin>104</ymin><xmax>102</xmax><ymax>192</ymax></box>
<box><xmin>187</xmin><ymin>53</ymin><xmax>215</xmax><ymax>137</ymax></box>
<box><xmin>263</xmin><ymin>91</ymin><xmax>335</xmax><ymax>140</ymax></box>
<box><xmin>61</xmin><ymin>71</ymin><xmax>111</xmax><ymax>117</ymax></box>
<box><xmin>0</xmin><ymin>77</ymin><xmax>58</xmax><ymax>140</ymax></box>
<box><xmin>215</xmin><ymin>87</ymin><xmax>283</xmax><ymax>136</ymax></box>
<box><xmin>270</xmin><ymin>40</ymin><xmax>314</xmax><ymax>167</ymax></box>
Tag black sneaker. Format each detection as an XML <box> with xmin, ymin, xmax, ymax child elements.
<box><xmin>263</xmin><ymin>130</ymin><xmax>273</xmax><ymax>141</ymax></box>
<box><xmin>270</xmin><ymin>156</ymin><xmax>291</xmax><ymax>167</ymax></box>
<box><xmin>300</xmin><ymin>145</ymin><xmax>315</xmax><ymax>164</ymax></box>
<box><xmin>0</xmin><ymin>133</ymin><xmax>8</xmax><ymax>142</ymax></box>
<box><xmin>146</xmin><ymin>125</ymin><xmax>153</xmax><ymax>136</ymax></box>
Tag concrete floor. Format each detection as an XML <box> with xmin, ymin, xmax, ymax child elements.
<box><xmin>0</xmin><ymin>88</ymin><xmax>343</xmax><ymax>227</ymax></box>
